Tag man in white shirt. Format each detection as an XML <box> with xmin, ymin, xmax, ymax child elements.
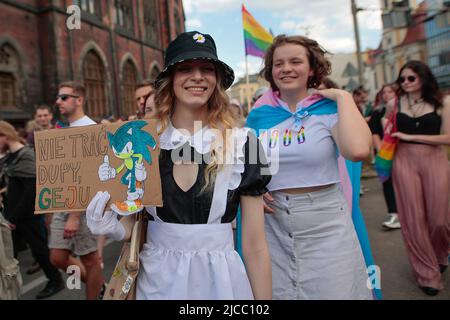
<box><xmin>48</xmin><ymin>81</ymin><xmax>105</xmax><ymax>300</ymax></box>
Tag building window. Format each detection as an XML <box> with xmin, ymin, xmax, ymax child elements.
<box><xmin>390</xmin><ymin>64</ymin><xmax>396</xmax><ymax>82</ymax></box>
<box><xmin>0</xmin><ymin>72</ymin><xmax>16</xmax><ymax>108</ymax></box>
<box><xmin>81</xmin><ymin>0</ymin><xmax>94</xmax><ymax>14</ymax></box>
<box><xmin>83</xmin><ymin>51</ymin><xmax>107</xmax><ymax>119</ymax></box>
<box><xmin>122</xmin><ymin>61</ymin><xmax>138</xmax><ymax>116</ymax></box>
<box><xmin>0</xmin><ymin>46</ymin><xmax>10</xmax><ymax>65</ymax></box>
<box><xmin>429</xmin><ymin>56</ymin><xmax>439</xmax><ymax>67</ymax></box>
<box><xmin>116</xmin><ymin>0</ymin><xmax>134</xmax><ymax>33</ymax></box>
<box><xmin>436</xmin><ymin>13</ymin><xmax>446</xmax><ymax>28</ymax></box>
<box><xmin>150</xmin><ymin>65</ymin><xmax>160</xmax><ymax>81</ymax></box>
<box><xmin>386</xmin><ymin>37</ymin><xmax>392</xmax><ymax>49</ymax></box>
<box><xmin>0</xmin><ymin>43</ymin><xmax>20</xmax><ymax>110</ymax></box>
<box><xmin>144</xmin><ymin>0</ymin><xmax>158</xmax><ymax>44</ymax></box>
<box><xmin>74</xmin><ymin>0</ymin><xmax>101</xmax><ymax>17</ymax></box>
<box><xmin>173</xmin><ymin>1</ymin><xmax>182</xmax><ymax>36</ymax></box>
<box><xmin>440</xmin><ymin>51</ymin><xmax>450</xmax><ymax>65</ymax></box>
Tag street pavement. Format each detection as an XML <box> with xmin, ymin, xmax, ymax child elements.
<box><xmin>19</xmin><ymin>176</ymin><xmax>449</xmax><ymax>300</ymax></box>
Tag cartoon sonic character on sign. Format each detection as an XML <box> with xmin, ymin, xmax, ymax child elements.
<box><xmin>98</xmin><ymin>121</ymin><xmax>156</xmax><ymax>215</ymax></box>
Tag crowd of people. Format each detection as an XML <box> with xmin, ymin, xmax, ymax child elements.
<box><xmin>0</xmin><ymin>30</ymin><xmax>449</xmax><ymax>300</ymax></box>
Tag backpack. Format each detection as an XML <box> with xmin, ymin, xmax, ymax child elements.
<box><xmin>0</xmin><ymin>213</ymin><xmax>22</xmax><ymax>300</ymax></box>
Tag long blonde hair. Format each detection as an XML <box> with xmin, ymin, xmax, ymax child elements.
<box><xmin>154</xmin><ymin>68</ymin><xmax>236</xmax><ymax>192</ymax></box>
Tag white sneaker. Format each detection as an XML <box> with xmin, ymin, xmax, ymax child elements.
<box><xmin>382</xmin><ymin>213</ymin><xmax>401</xmax><ymax>230</ymax></box>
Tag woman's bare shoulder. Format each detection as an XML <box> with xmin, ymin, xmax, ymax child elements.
<box><xmin>443</xmin><ymin>95</ymin><xmax>450</xmax><ymax>108</ymax></box>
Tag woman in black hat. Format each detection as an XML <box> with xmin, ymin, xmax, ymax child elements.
<box><xmin>86</xmin><ymin>31</ymin><xmax>272</xmax><ymax>300</ymax></box>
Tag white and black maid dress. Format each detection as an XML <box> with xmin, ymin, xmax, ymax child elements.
<box><xmin>136</xmin><ymin>124</ymin><xmax>270</xmax><ymax>300</ymax></box>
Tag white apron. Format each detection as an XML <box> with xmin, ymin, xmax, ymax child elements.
<box><xmin>137</xmin><ymin>128</ymin><xmax>254</xmax><ymax>299</ymax></box>
<box><xmin>136</xmin><ymin>221</ymin><xmax>253</xmax><ymax>300</ymax></box>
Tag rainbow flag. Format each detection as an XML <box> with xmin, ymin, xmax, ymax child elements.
<box><xmin>374</xmin><ymin>138</ymin><xmax>397</xmax><ymax>182</ymax></box>
<box><xmin>242</xmin><ymin>4</ymin><xmax>273</xmax><ymax>58</ymax></box>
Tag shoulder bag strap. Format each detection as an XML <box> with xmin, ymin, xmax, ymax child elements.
<box><xmin>384</xmin><ymin>97</ymin><xmax>399</xmax><ymax>136</ymax></box>
<box><xmin>127</xmin><ymin>212</ymin><xmax>143</xmax><ymax>272</ymax></box>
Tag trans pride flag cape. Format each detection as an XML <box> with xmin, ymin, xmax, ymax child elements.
<box><xmin>236</xmin><ymin>90</ymin><xmax>382</xmax><ymax>300</ymax></box>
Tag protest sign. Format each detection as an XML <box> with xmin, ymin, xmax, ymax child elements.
<box><xmin>34</xmin><ymin>119</ymin><xmax>162</xmax><ymax>215</ymax></box>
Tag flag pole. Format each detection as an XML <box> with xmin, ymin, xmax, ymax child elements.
<box><xmin>245</xmin><ymin>54</ymin><xmax>251</xmax><ymax>113</ymax></box>
<box><xmin>242</xmin><ymin>4</ymin><xmax>251</xmax><ymax>113</ymax></box>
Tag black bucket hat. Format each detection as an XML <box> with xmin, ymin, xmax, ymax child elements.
<box><xmin>155</xmin><ymin>31</ymin><xmax>235</xmax><ymax>90</ymax></box>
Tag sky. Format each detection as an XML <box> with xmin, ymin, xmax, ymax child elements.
<box><xmin>183</xmin><ymin>0</ymin><xmax>383</xmax><ymax>81</ymax></box>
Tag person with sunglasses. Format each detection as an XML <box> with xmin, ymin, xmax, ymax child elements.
<box><xmin>390</xmin><ymin>60</ymin><xmax>450</xmax><ymax>296</ymax></box>
<box><xmin>48</xmin><ymin>81</ymin><xmax>106</xmax><ymax>300</ymax></box>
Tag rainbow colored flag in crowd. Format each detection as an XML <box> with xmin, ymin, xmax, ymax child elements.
<box><xmin>54</xmin><ymin>120</ymin><xmax>68</xmax><ymax>129</ymax></box>
<box><xmin>242</xmin><ymin>4</ymin><xmax>273</xmax><ymax>58</ymax></box>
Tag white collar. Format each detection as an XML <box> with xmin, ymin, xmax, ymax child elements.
<box><xmin>159</xmin><ymin>122</ymin><xmax>216</xmax><ymax>154</ymax></box>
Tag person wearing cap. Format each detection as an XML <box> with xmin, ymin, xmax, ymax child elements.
<box><xmin>86</xmin><ymin>31</ymin><xmax>272</xmax><ymax>300</ymax></box>
<box><xmin>246</xmin><ymin>34</ymin><xmax>375</xmax><ymax>299</ymax></box>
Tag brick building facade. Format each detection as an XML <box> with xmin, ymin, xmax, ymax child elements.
<box><xmin>0</xmin><ymin>0</ymin><xmax>185</xmax><ymax>125</ymax></box>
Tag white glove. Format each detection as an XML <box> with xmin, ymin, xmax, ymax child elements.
<box><xmin>86</xmin><ymin>191</ymin><xmax>125</xmax><ymax>241</ymax></box>
<box><xmin>135</xmin><ymin>161</ymin><xmax>147</xmax><ymax>181</ymax></box>
<box><xmin>98</xmin><ymin>155</ymin><xmax>116</xmax><ymax>181</ymax></box>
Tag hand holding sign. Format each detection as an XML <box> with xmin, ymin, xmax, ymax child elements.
<box><xmin>35</xmin><ymin>119</ymin><xmax>162</xmax><ymax>214</ymax></box>
<box><xmin>86</xmin><ymin>191</ymin><xmax>125</xmax><ymax>241</ymax></box>
<box><xmin>98</xmin><ymin>155</ymin><xmax>116</xmax><ymax>181</ymax></box>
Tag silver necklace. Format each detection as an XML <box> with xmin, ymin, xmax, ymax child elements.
<box><xmin>407</xmin><ymin>95</ymin><xmax>425</xmax><ymax>127</ymax></box>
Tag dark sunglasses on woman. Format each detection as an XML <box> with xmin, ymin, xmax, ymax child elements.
<box><xmin>399</xmin><ymin>75</ymin><xmax>416</xmax><ymax>84</ymax></box>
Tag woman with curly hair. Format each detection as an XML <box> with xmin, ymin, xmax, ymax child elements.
<box><xmin>391</xmin><ymin>60</ymin><xmax>450</xmax><ymax>296</ymax></box>
<box><xmin>246</xmin><ymin>34</ymin><xmax>375</xmax><ymax>299</ymax></box>
<box><xmin>85</xmin><ymin>31</ymin><xmax>272</xmax><ymax>299</ymax></box>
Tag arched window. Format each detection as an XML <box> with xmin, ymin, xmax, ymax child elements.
<box><xmin>0</xmin><ymin>72</ymin><xmax>16</xmax><ymax>108</ymax></box>
<box><xmin>83</xmin><ymin>51</ymin><xmax>107</xmax><ymax>119</ymax></box>
<box><xmin>122</xmin><ymin>60</ymin><xmax>138</xmax><ymax>116</ymax></box>
<box><xmin>0</xmin><ymin>44</ymin><xmax>20</xmax><ymax>109</ymax></box>
<box><xmin>150</xmin><ymin>65</ymin><xmax>160</xmax><ymax>81</ymax></box>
